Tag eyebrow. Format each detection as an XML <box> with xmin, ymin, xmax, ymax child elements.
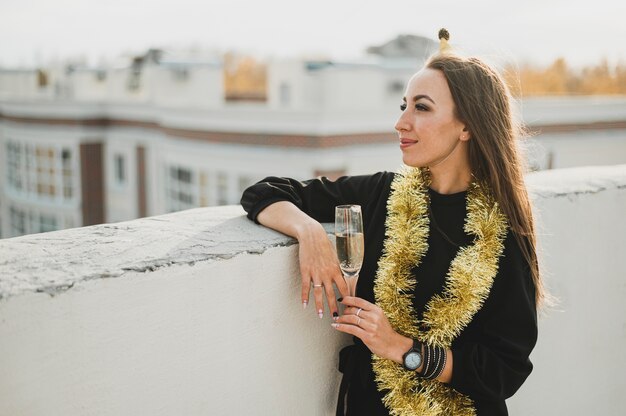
<box><xmin>402</xmin><ymin>94</ymin><xmax>436</xmax><ymax>104</ymax></box>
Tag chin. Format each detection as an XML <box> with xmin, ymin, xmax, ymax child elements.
<box><xmin>401</xmin><ymin>156</ymin><xmax>426</xmax><ymax>169</ymax></box>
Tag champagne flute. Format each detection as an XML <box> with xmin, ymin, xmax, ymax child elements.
<box><xmin>335</xmin><ymin>205</ymin><xmax>364</xmax><ymax>298</ymax></box>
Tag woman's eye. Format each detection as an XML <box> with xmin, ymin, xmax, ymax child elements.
<box><xmin>400</xmin><ymin>103</ymin><xmax>428</xmax><ymax>112</ymax></box>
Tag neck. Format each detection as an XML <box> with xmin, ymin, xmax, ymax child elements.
<box><xmin>428</xmin><ymin>166</ymin><xmax>472</xmax><ymax>194</ymax></box>
<box><xmin>423</xmin><ymin>138</ymin><xmax>472</xmax><ymax>194</ymax></box>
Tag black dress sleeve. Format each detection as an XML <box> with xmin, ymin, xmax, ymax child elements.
<box><xmin>449</xmin><ymin>231</ymin><xmax>538</xmax><ymax>403</ymax></box>
<box><xmin>240</xmin><ymin>172</ymin><xmax>390</xmax><ymax>224</ymax></box>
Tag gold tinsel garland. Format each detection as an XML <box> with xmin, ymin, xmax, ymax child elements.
<box><xmin>372</xmin><ymin>167</ymin><xmax>509</xmax><ymax>416</ymax></box>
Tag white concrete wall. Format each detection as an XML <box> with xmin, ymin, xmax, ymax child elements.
<box><xmin>0</xmin><ymin>123</ymin><xmax>5</xmax><ymax>237</ymax></box>
<box><xmin>0</xmin><ymin>206</ymin><xmax>349</xmax><ymax>416</ymax></box>
<box><xmin>507</xmin><ymin>164</ymin><xmax>626</xmax><ymax>415</ymax></box>
<box><xmin>0</xmin><ymin>165</ymin><xmax>625</xmax><ymax>415</ymax></box>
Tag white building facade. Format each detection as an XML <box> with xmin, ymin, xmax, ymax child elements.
<box><xmin>1</xmin><ymin>48</ymin><xmax>625</xmax><ymax>239</ymax></box>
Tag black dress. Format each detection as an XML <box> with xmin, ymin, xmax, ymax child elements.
<box><xmin>241</xmin><ymin>172</ymin><xmax>537</xmax><ymax>416</ymax></box>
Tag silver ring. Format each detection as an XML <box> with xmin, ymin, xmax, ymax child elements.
<box><xmin>356</xmin><ymin>317</ymin><xmax>362</xmax><ymax>326</ymax></box>
<box><xmin>356</xmin><ymin>308</ymin><xmax>362</xmax><ymax>317</ymax></box>
<box><xmin>313</xmin><ymin>284</ymin><xmax>323</xmax><ymax>288</ymax></box>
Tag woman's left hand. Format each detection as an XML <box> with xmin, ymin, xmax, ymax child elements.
<box><xmin>332</xmin><ymin>296</ymin><xmax>412</xmax><ymax>364</ymax></box>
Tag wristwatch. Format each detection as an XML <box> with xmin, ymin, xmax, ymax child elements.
<box><xmin>402</xmin><ymin>339</ymin><xmax>423</xmax><ymax>371</ymax></box>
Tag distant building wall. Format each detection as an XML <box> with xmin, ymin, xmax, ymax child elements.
<box><xmin>1</xmin><ymin>62</ymin><xmax>626</xmax><ymax>239</ymax></box>
<box><xmin>105</xmin><ymin>134</ymin><xmax>141</xmax><ymax>223</ymax></box>
<box><xmin>528</xmin><ymin>129</ymin><xmax>626</xmax><ymax>170</ymax></box>
<box><xmin>149</xmin><ymin>64</ymin><xmax>224</xmax><ymax>109</ymax></box>
<box><xmin>0</xmin><ymin>165</ymin><xmax>624</xmax><ymax>415</ymax></box>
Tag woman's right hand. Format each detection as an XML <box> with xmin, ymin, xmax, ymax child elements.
<box><xmin>256</xmin><ymin>201</ymin><xmax>348</xmax><ymax>319</ymax></box>
<box><xmin>296</xmin><ymin>221</ymin><xmax>349</xmax><ymax>319</ymax></box>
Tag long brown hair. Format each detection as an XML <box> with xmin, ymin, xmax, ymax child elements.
<box><xmin>427</xmin><ymin>54</ymin><xmax>545</xmax><ymax>308</ymax></box>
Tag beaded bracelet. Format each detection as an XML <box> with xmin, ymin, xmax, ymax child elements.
<box><xmin>416</xmin><ymin>344</ymin><xmax>446</xmax><ymax>380</ymax></box>
<box><xmin>433</xmin><ymin>347</ymin><xmax>447</xmax><ymax>379</ymax></box>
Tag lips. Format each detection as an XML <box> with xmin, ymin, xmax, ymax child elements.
<box><xmin>400</xmin><ymin>138</ymin><xmax>418</xmax><ymax>149</ymax></box>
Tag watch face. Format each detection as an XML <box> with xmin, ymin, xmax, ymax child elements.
<box><xmin>405</xmin><ymin>351</ymin><xmax>422</xmax><ymax>370</ymax></box>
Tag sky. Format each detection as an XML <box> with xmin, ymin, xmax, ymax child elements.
<box><xmin>1</xmin><ymin>0</ymin><xmax>625</xmax><ymax>69</ymax></box>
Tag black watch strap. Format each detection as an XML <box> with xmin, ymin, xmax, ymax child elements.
<box><xmin>412</xmin><ymin>339</ymin><xmax>422</xmax><ymax>352</ymax></box>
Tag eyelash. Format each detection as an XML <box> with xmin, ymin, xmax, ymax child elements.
<box><xmin>400</xmin><ymin>103</ymin><xmax>429</xmax><ymax>112</ymax></box>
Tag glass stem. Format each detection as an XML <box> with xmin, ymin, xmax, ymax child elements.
<box><xmin>344</xmin><ymin>274</ymin><xmax>359</xmax><ymax>297</ymax></box>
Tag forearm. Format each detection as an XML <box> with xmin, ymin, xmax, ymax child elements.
<box><xmin>256</xmin><ymin>200</ymin><xmax>323</xmax><ymax>239</ymax></box>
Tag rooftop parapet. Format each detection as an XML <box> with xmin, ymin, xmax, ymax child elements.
<box><xmin>0</xmin><ymin>165</ymin><xmax>625</xmax><ymax>415</ymax></box>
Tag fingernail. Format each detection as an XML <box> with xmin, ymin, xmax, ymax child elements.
<box><xmin>318</xmin><ymin>309</ymin><xmax>323</xmax><ymax>319</ymax></box>
<box><xmin>331</xmin><ymin>323</ymin><xmax>339</xmax><ymax>329</ymax></box>
<box><xmin>332</xmin><ymin>312</ymin><xmax>339</xmax><ymax>321</ymax></box>
<box><xmin>302</xmin><ymin>301</ymin><xmax>308</xmax><ymax>309</ymax></box>
<box><xmin>337</xmin><ymin>297</ymin><xmax>343</xmax><ymax>302</ymax></box>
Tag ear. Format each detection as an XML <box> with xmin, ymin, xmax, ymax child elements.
<box><xmin>460</xmin><ymin>125</ymin><xmax>471</xmax><ymax>141</ymax></box>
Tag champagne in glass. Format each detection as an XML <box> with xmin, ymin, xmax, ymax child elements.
<box><xmin>335</xmin><ymin>205</ymin><xmax>364</xmax><ymax>297</ymax></box>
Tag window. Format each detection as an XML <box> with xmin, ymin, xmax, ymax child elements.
<box><xmin>8</xmin><ymin>205</ymin><xmax>58</xmax><ymax>237</ymax></box>
<box><xmin>37</xmin><ymin>69</ymin><xmax>49</xmax><ymax>88</ymax></box>
<box><xmin>62</xmin><ymin>148</ymin><xmax>73</xmax><ymax>199</ymax></box>
<box><xmin>10</xmin><ymin>206</ymin><xmax>26</xmax><ymax>236</ymax></box>
<box><xmin>6</xmin><ymin>142</ymin><xmax>74</xmax><ymax>201</ymax></box>
<box><xmin>388</xmin><ymin>80</ymin><xmax>405</xmax><ymax>94</ymax></box>
<box><xmin>279</xmin><ymin>82</ymin><xmax>291</xmax><ymax>106</ymax></box>
<box><xmin>127</xmin><ymin>70</ymin><xmax>141</xmax><ymax>91</ymax></box>
<box><xmin>216</xmin><ymin>173</ymin><xmax>229</xmax><ymax>205</ymax></box>
<box><xmin>199</xmin><ymin>172</ymin><xmax>211</xmax><ymax>207</ymax></box>
<box><xmin>25</xmin><ymin>144</ymin><xmax>35</xmax><ymax>193</ymax></box>
<box><xmin>165</xmin><ymin>165</ymin><xmax>196</xmax><ymax>212</ymax></box>
<box><xmin>39</xmin><ymin>214</ymin><xmax>58</xmax><ymax>233</ymax></box>
<box><xmin>173</xmin><ymin>166</ymin><xmax>191</xmax><ymax>184</ymax></box>
<box><xmin>36</xmin><ymin>146</ymin><xmax>56</xmax><ymax>197</ymax></box>
<box><xmin>171</xmin><ymin>67</ymin><xmax>189</xmax><ymax>82</ymax></box>
<box><xmin>6</xmin><ymin>141</ymin><xmax>23</xmax><ymax>190</ymax></box>
<box><xmin>95</xmin><ymin>70</ymin><xmax>107</xmax><ymax>82</ymax></box>
<box><xmin>238</xmin><ymin>175</ymin><xmax>253</xmax><ymax>194</ymax></box>
<box><xmin>114</xmin><ymin>154</ymin><xmax>126</xmax><ymax>184</ymax></box>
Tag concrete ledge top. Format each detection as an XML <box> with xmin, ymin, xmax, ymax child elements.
<box><xmin>0</xmin><ymin>206</ymin><xmax>297</xmax><ymax>301</ymax></box>
<box><xmin>526</xmin><ymin>164</ymin><xmax>626</xmax><ymax>198</ymax></box>
<box><xmin>1</xmin><ymin>164</ymin><xmax>625</xmax><ymax>302</ymax></box>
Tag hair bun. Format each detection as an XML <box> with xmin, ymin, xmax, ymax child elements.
<box><xmin>438</xmin><ymin>28</ymin><xmax>451</xmax><ymax>53</ymax></box>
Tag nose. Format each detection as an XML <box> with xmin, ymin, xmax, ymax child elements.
<box><xmin>394</xmin><ymin>111</ymin><xmax>410</xmax><ymax>134</ymax></box>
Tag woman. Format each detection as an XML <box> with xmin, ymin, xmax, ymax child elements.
<box><xmin>241</xmin><ymin>30</ymin><xmax>541</xmax><ymax>416</ymax></box>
